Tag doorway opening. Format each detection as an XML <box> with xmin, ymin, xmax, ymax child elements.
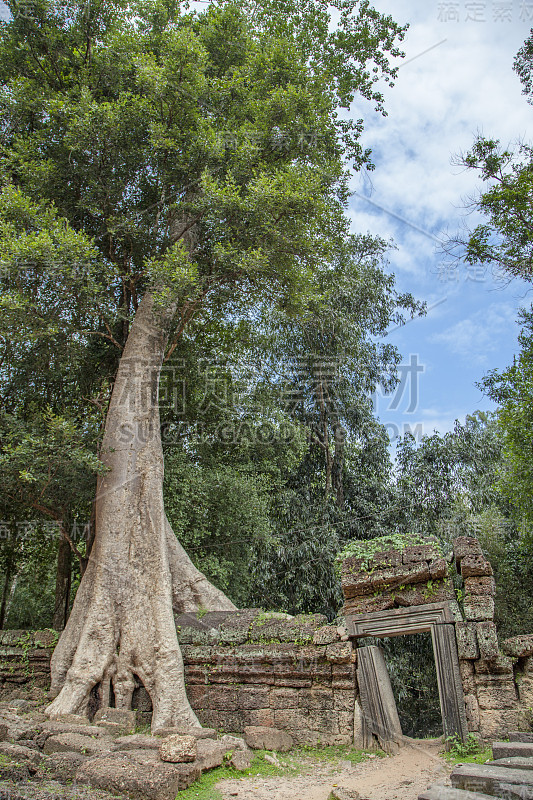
<box><xmin>358</xmin><ymin>632</ymin><xmax>442</xmax><ymax>739</ymax></box>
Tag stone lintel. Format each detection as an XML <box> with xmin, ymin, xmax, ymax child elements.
<box><xmin>346</xmin><ymin>602</ymin><xmax>454</xmax><ymax>639</ymax></box>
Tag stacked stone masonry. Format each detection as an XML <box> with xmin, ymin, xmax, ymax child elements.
<box><xmin>341</xmin><ymin>541</ymin><xmax>453</xmax><ymax>616</ymax></box>
<box><xmin>341</xmin><ymin>535</ymin><xmax>532</xmax><ymax>743</ymax></box>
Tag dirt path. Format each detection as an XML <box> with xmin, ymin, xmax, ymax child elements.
<box><xmin>217</xmin><ymin>740</ymin><xmax>451</xmax><ymax>800</ymax></box>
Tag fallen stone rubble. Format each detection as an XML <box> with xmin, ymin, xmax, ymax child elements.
<box><xmin>0</xmin><ymin>702</ymin><xmax>286</xmax><ymax>799</ymax></box>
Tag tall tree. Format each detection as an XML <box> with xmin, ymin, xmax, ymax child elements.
<box><xmin>0</xmin><ymin>0</ymin><xmax>406</xmax><ymax>728</ymax></box>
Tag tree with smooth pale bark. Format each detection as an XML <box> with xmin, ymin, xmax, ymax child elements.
<box><xmin>0</xmin><ymin>0</ymin><xmax>406</xmax><ymax>728</ymax></box>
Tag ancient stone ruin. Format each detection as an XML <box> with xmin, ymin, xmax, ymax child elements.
<box><xmin>0</xmin><ymin>533</ymin><xmax>532</xmax><ymax>770</ymax></box>
<box><xmin>341</xmin><ymin>534</ymin><xmax>533</xmax><ymax>749</ymax></box>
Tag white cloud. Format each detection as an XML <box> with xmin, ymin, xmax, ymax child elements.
<box><xmin>430</xmin><ymin>302</ymin><xmax>519</xmax><ymax>364</ymax></box>
<box><xmin>346</xmin><ymin>0</ymin><xmax>532</xmax><ymax>290</ymax></box>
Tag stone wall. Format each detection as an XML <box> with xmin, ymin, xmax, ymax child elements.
<box><xmin>0</xmin><ymin>629</ymin><xmax>57</xmax><ymax>699</ymax></box>
<box><xmin>0</xmin><ymin>614</ymin><xmax>358</xmax><ymax>747</ymax></box>
<box><xmin>454</xmin><ymin>536</ymin><xmax>530</xmax><ymax>741</ymax></box>
<box><xmin>175</xmin><ymin>610</ymin><xmax>356</xmax><ymax>745</ymax></box>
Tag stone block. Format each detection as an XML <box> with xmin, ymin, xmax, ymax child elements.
<box><xmin>463</xmin><ymin>596</ymin><xmax>494</xmax><ymax>622</ymax></box>
<box><xmin>452</xmin><ymin>763</ymin><xmax>533</xmax><ymax>798</ymax></box>
<box><xmin>43</xmin><ymin>732</ymin><xmax>115</xmax><ymax>756</ymax></box>
<box><xmin>372</xmin><ymin>561</ymin><xmax>431</xmax><ymax>591</ymax></box>
<box><xmin>195</xmin><ymin>709</ymin><xmax>243</xmax><ymax>732</ymax></box>
<box><xmin>464</xmin><ymin>694</ymin><xmax>480</xmax><ymax>730</ymax></box>
<box><xmin>476</xmin><ymin>679</ymin><xmax>518</xmax><ymax>710</ymax></box>
<box><xmin>503</xmin><ymin>634</ymin><xmax>533</xmax><ymax>659</ymax></box>
<box><xmin>313</xmin><ymin>627</ymin><xmax>340</xmax><ymax>646</ymax></box>
<box><xmin>456</xmin><ymin>623</ymin><xmax>479</xmax><ymax>660</ymax></box>
<box><xmin>249</xmin><ymin>614</ymin><xmax>327</xmax><ymax>645</ymax></box>
<box><xmin>454</xmin><ymin>536</ymin><xmax>483</xmax><ymax>566</ymax></box>
<box><xmin>230</xmin><ymin>748</ymin><xmax>253</xmax><ymax>771</ymax></box>
<box><xmin>269</xmin><ymin>689</ymin><xmax>299</xmax><ymax>709</ymax></box>
<box><xmin>42</xmin><ymin>720</ymin><xmax>108</xmax><ymax>737</ymax></box>
<box><xmin>76</xmin><ymin>748</ymin><xmax>201</xmax><ymax>799</ymax></box>
<box><xmin>326</xmin><ymin>642</ymin><xmax>353</xmax><ymax>664</ymax></box>
<box><xmin>478</xmin><ymin>709</ymin><xmax>526</xmax><ymax>740</ymax></box>
<box><xmin>489</xmin><ymin>756</ymin><xmax>533</xmax><ymax>770</ymax></box>
<box><xmin>159</xmin><ymin>735</ymin><xmax>197</xmax><ymax>763</ymax></box>
<box><xmin>509</xmin><ymin>732</ymin><xmax>533</xmax><ymax>743</ymax></box>
<box><xmin>429</xmin><ymin>558</ymin><xmax>448</xmax><ymax>580</ymax></box>
<box><xmin>0</xmin><ymin>756</ymin><xmax>30</xmax><ymax>781</ymax></box>
<box><xmin>341</xmin><ymin>569</ymin><xmax>377</xmax><ymax>599</ymax></box>
<box><xmin>180</xmin><ymin>645</ymin><xmax>214</xmax><ymax>665</ymax></box>
<box><xmin>493</xmin><ymin>741</ymin><xmax>533</xmax><ymax>759</ymax></box>
<box><xmin>36</xmin><ymin>752</ymin><xmax>87</xmax><ymax>782</ymax></box>
<box><xmin>460</xmin><ymin>659</ymin><xmax>475</xmax><ymax>693</ymax></box>
<box><xmin>474</xmin><ymin>655</ymin><xmax>514</xmax><ymax>674</ymax></box>
<box><xmin>244</xmin><ymin>725</ymin><xmax>293</xmax><ymax>752</ymax></box>
<box><xmin>402</xmin><ymin>544</ymin><xmax>440</xmax><ymax>563</ymax></box>
<box><xmin>0</xmin><ymin>631</ymin><xmax>26</xmax><ymax>647</ymax></box>
<box><xmin>461</xmin><ymin>555</ymin><xmax>493</xmax><ymax>578</ymax></box>
<box><xmin>217</xmin><ymin>610</ymin><xmax>263</xmax><ymax>645</ymax></box>
<box><xmin>219</xmin><ymin>733</ymin><xmax>249</xmax><ymax>752</ymax></box>
<box><xmin>0</xmin><ymin>742</ymin><xmax>42</xmax><ymax>767</ymax></box>
<box><xmin>242</xmin><ymin>708</ymin><xmax>275</xmax><ymax>728</ymax></box>
<box><xmin>419</xmin><ymin>787</ymin><xmax>495</xmax><ymax>800</ymax></box>
<box><xmin>195</xmin><ymin>738</ymin><xmax>228</xmax><ymax>771</ymax></box>
<box><xmin>333</xmin><ymin>691</ymin><xmax>354</xmax><ymax>712</ymax></box>
<box><xmin>202</xmin><ymin>686</ymin><xmax>242</xmax><ymax>712</ymax></box>
<box><xmin>476</xmin><ymin>622</ymin><xmax>499</xmax><ymax>660</ymax></box>
<box><xmin>93</xmin><ymin>708</ymin><xmax>136</xmax><ymax>735</ymax></box>
<box><xmin>342</xmin><ymin>560</ymin><xmax>432</xmax><ymax>599</ymax></box>
<box><xmin>392</xmin><ymin>584</ymin><xmax>427</xmax><ymax>606</ymax></box>
<box><xmin>33</xmin><ymin>630</ymin><xmax>59</xmax><ymax>649</ymax></box>
<box><xmin>297</xmin><ymin>689</ymin><xmax>333</xmax><ymax>711</ymax></box>
<box><xmin>337</xmin><ymin>711</ymin><xmax>354</xmax><ymax>735</ymax></box>
<box><xmin>153</xmin><ymin>726</ymin><xmax>216</xmax><ymax>739</ymax></box>
<box><xmin>271</xmin><ymin>709</ymin><xmax>309</xmax><ymax>731</ymax></box>
<box><xmin>447</xmin><ymin>600</ymin><xmax>464</xmax><ymax>623</ymax></box>
<box><xmin>393</xmin><ymin>581</ymin><xmax>454</xmax><ymax>606</ymax></box>
<box><xmin>114</xmin><ymin>734</ymin><xmax>161</xmax><ymax>751</ymax></box>
<box><xmin>518</xmin><ymin>676</ymin><xmax>533</xmax><ymax>707</ymax></box>
<box><xmin>332</xmin><ymin>663</ymin><xmax>356</xmax><ymax>690</ymax></box>
<box><xmin>344</xmin><ymin>594</ymin><xmax>395</xmax><ymax>615</ymax></box>
<box><xmin>464</xmin><ymin>577</ymin><xmax>496</xmax><ymax>596</ymax></box>
<box><xmin>371</xmin><ymin>549</ymin><xmax>402</xmax><ymax>568</ymax></box>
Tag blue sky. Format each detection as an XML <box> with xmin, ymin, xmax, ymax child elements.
<box><xmin>349</xmin><ymin>0</ymin><xmax>533</xmax><ymax>444</ymax></box>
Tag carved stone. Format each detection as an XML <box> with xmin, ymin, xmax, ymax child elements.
<box><xmin>356</xmin><ymin>645</ymin><xmax>403</xmax><ymax>755</ymax></box>
<box><xmin>432</xmin><ymin>624</ymin><xmax>469</xmax><ymax>742</ymax></box>
<box><xmin>347</xmin><ymin>603</ymin><xmax>468</xmax><ymax>744</ymax></box>
<box><xmin>346</xmin><ymin>602</ymin><xmax>454</xmax><ymax>638</ymax></box>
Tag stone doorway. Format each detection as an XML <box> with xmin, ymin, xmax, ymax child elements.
<box><xmin>349</xmin><ymin>602</ymin><xmax>469</xmax><ymax>747</ymax></box>
<box><xmin>361</xmin><ymin>632</ymin><xmax>442</xmax><ymax>740</ymax></box>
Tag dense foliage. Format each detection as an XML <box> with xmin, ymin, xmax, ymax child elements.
<box><xmin>0</xmin><ymin>0</ymin><xmax>417</xmax><ymax>624</ymax></box>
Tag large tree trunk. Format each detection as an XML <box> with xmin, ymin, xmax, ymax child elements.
<box><xmin>46</xmin><ymin>294</ymin><xmax>235</xmax><ymax>730</ymax></box>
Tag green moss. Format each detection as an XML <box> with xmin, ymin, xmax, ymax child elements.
<box><xmin>337</xmin><ymin>532</ymin><xmax>442</xmax><ymax>573</ymax></box>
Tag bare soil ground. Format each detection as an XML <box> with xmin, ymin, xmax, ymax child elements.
<box><xmin>216</xmin><ymin>739</ymin><xmax>450</xmax><ymax>800</ymax></box>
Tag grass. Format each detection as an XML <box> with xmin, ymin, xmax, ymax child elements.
<box><xmin>442</xmin><ymin>734</ymin><xmax>492</xmax><ymax>765</ymax></box>
<box><xmin>442</xmin><ymin>747</ymin><xmax>492</xmax><ymax>764</ymax></box>
<box><xmin>442</xmin><ymin>746</ymin><xmax>492</xmax><ymax>765</ymax></box>
<box><xmin>177</xmin><ymin>745</ymin><xmax>379</xmax><ymax>800</ymax></box>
